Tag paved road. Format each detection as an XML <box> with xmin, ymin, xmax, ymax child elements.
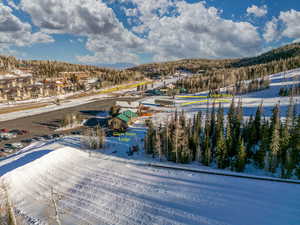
<box><xmin>0</xmin><ymin>97</ymin><xmax>139</xmax><ymax>151</ymax></box>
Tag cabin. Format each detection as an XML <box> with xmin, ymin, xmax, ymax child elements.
<box><xmin>108</xmin><ymin>110</ymin><xmax>138</xmax><ymax>131</ymax></box>
<box><xmin>154</xmin><ymin>99</ymin><xmax>175</xmax><ymax>107</ymax></box>
<box><xmin>108</xmin><ymin>117</ymin><xmax>128</xmax><ymax>131</ymax></box>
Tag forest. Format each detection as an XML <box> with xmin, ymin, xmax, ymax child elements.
<box><xmin>0</xmin><ymin>55</ymin><xmax>143</xmax><ymax>86</ymax></box>
<box><xmin>132</xmin><ymin>42</ymin><xmax>300</xmax><ymax>76</ymax></box>
<box><xmin>131</xmin><ymin>43</ymin><xmax>300</xmax><ymax>95</ymax></box>
<box><xmin>174</xmin><ymin>56</ymin><xmax>300</xmax><ymax>94</ymax></box>
<box><xmin>145</xmin><ymin>98</ymin><xmax>300</xmax><ymax>179</ymax></box>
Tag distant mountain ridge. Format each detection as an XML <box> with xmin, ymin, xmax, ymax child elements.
<box><xmin>1</xmin><ymin>42</ymin><xmax>300</xmax><ymax>77</ymax></box>
<box><xmin>232</xmin><ymin>42</ymin><xmax>300</xmax><ymax>67</ymax></box>
<box><xmin>130</xmin><ymin>42</ymin><xmax>300</xmax><ymax>75</ymax></box>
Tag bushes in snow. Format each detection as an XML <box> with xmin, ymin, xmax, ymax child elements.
<box><xmin>81</xmin><ymin>126</ymin><xmax>106</xmax><ymax>150</ymax></box>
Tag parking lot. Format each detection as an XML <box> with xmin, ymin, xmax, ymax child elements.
<box><xmin>0</xmin><ymin>98</ymin><xmax>138</xmax><ymax>156</ymax></box>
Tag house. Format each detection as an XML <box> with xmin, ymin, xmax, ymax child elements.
<box><xmin>116</xmin><ymin>101</ymin><xmax>140</xmax><ymax>113</ymax></box>
<box><xmin>118</xmin><ymin>110</ymin><xmax>138</xmax><ymax>123</ymax></box>
<box><xmin>154</xmin><ymin>99</ymin><xmax>175</xmax><ymax>106</ymax></box>
<box><xmin>108</xmin><ymin>117</ymin><xmax>128</xmax><ymax>131</ymax></box>
<box><xmin>108</xmin><ymin>110</ymin><xmax>138</xmax><ymax>131</ymax></box>
<box><xmin>145</xmin><ymin>89</ymin><xmax>163</xmax><ymax>96</ymax></box>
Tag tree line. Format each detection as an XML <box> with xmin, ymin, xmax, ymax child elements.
<box><xmin>279</xmin><ymin>84</ymin><xmax>300</xmax><ymax>97</ymax></box>
<box><xmin>175</xmin><ymin>56</ymin><xmax>300</xmax><ymax>94</ymax></box>
<box><xmin>145</xmin><ymin>99</ymin><xmax>300</xmax><ymax>179</ymax></box>
<box><xmin>0</xmin><ymin>55</ymin><xmax>143</xmax><ymax>88</ymax></box>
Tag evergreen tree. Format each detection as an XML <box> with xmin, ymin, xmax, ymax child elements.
<box><xmin>216</xmin><ymin>128</ymin><xmax>227</xmax><ymax>169</ymax></box>
<box><xmin>225</xmin><ymin>120</ymin><xmax>233</xmax><ymax>159</ymax></box>
<box><xmin>155</xmin><ymin>128</ymin><xmax>162</xmax><ymax>160</ymax></box>
<box><xmin>256</xmin><ymin>118</ymin><xmax>269</xmax><ymax>169</ymax></box>
<box><xmin>254</xmin><ymin>103</ymin><xmax>263</xmax><ymax>144</ymax></box>
<box><xmin>235</xmin><ymin>138</ymin><xmax>246</xmax><ymax>172</ymax></box>
<box><xmin>202</xmin><ymin>110</ymin><xmax>212</xmax><ymax>166</ymax></box>
<box><xmin>269</xmin><ymin>104</ymin><xmax>281</xmax><ymax>173</ymax></box>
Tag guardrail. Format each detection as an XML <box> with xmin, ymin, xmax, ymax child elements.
<box><xmin>148</xmin><ymin>163</ymin><xmax>300</xmax><ymax>184</ymax></box>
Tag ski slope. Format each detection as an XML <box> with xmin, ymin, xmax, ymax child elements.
<box><xmin>1</xmin><ymin>137</ymin><xmax>300</xmax><ymax>225</ymax></box>
<box><xmin>142</xmin><ymin>68</ymin><xmax>300</xmax><ymax>119</ymax></box>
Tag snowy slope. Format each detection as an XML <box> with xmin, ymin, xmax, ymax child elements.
<box><xmin>1</xmin><ymin>137</ymin><xmax>300</xmax><ymax>225</ymax></box>
<box><xmin>141</xmin><ymin>68</ymin><xmax>300</xmax><ymax>120</ymax></box>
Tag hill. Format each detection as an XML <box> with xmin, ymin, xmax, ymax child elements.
<box><xmin>130</xmin><ymin>42</ymin><xmax>300</xmax><ymax>76</ymax></box>
<box><xmin>232</xmin><ymin>42</ymin><xmax>300</xmax><ymax>67</ymax></box>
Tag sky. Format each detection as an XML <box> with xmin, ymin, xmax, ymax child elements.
<box><xmin>0</xmin><ymin>0</ymin><xmax>300</xmax><ymax>68</ymax></box>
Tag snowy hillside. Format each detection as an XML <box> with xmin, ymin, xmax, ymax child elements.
<box><xmin>142</xmin><ymin>68</ymin><xmax>300</xmax><ymax>118</ymax></box>
<box><xmin>0</xmin><ymin>137</ymin><xmax>300</xmax><ymax>225</ymax></box>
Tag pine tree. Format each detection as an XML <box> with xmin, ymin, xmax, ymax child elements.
<box><xmin>235</xmin><ymin>138</ymin><xmax>246</xmax><ymax>172</ymax></box>
<box><xmin>210</xmin><ymin>102</ymin><xmax>217</xmax><ymax>150</ymax></box>
<box><xmin>225</xmin><ymin>120</ymin><xmax>233</xmax><ymax>158</ymax></box>
<box><xmin>216</xmin><ymin>102</ymin><xmax>224</xmax><ymax>139</ymax></box>
<box><xmin>256</xmin><ymin>118</ymin><xmax>269</xmax><ymax>169</ymax></box>
<box><xmin>269</xmin><ymin>104</ymin><xmax>281</xmax><ymax>173</ymax></box>
<box><xmin>216</xmin><ymin>128</ymin><xmax>227</xmax><ymax>169</ymax></box>
<box><xmin>145</xmin><ymin>120</ymin><xmax>155</xmax><ymax>154</ymax></box>
<box><xmin>202</xmin><ymin>110</ymin><xmax>212</xmax><ymax>166</ymax></box>
<box><xmin>281</xmin><ymin>149</ymin><xmax>294</xmax><ymax>179</ymax></box>
<box><xmin>155</xmin><ymin>128</ymin><xmax>162</xmax><ymax>160</ymax></box>
<box><xmin>254</xmin><ymin>103</ymin><xmax>263</xmax><ymax>144</ymax></box>
<box><xmin>171</xmin><ymin>118</ymin><xmax>180</xmax><ymax>163</ymax></box>
<box><xmin>291</xmin><ymin>116</ymin><xmax>300</xmax><ymax>174</ymax></box>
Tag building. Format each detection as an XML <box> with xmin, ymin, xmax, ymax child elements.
<box><xmin>154</xmin><ymin>99</ymin><xmax>175</xmax><ymax>106</ymax></box>
<box><xmin>108</xmin><ymin>110</ymin><xmax>138</xmax><ymax>131</ymax></box>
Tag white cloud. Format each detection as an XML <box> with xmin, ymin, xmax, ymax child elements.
<box><xmin>1</xmin><ymin>0</ymin><xmax>271</xmax><ymax>64</ymax></box>
<box><xmin>144</xmin><ymin>2</ymin><xmax>262</xmax><ymax>61</ymax></box>
<box><xmin>263</xmin><ymin>9</ymin><xmax>300</xmax><ymax>43</ymax></box>
<box><xmin>247</xmin><ymin>5</ymin><xmax>268</xmax><ymax>17</ymax></box>
<box><xmin>20</xmin><ymin>0</ymin><xmax>144</xmax><ymax>64</ymax></box>
<box><xmin>263</xmin><ymin>18</ymin><xmax>280</xmax><ymax>42</ymax></box>
<box><xmin>279</xmin><ymin>9</ymin><xmax>300</xmax><ymax>39</ymax></box>
<box><xmin>0</xmin><ymin>3</ymin><xmax>53</xmax><ymax>49</ymax></box>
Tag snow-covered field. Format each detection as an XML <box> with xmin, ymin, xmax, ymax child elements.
<box><xmin>142</xmin><ymin>68</ymin><xmax>300</xmax><ymax>120</ymax></box>
<box><xmin>1</xmin><ymin>135</ymin><xmax>300</xmax><ymax>225</ymax></box>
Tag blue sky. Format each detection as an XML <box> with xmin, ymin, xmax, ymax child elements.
<box><xmin>0</xmin><ymin>0</ymin><xmax>300</xmax><ymax>68</ymax></box>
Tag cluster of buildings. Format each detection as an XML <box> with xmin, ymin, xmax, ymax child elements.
<box><xmin>0</xmin><ymin>70</ymin><xmax>99</xmax><ymax>102</ymax></box>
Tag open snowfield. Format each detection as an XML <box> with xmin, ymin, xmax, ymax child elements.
<box><xmin>1</xmin><ymin>135</ymin><xmax>300</xmax><ymax>225</ymax></box>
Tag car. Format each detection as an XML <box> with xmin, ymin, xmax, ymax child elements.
<box><xmin>21</xmin><ymin>139</ymin><xmax>32</xmax><ymax>143</ymax></box>
<box><xmin>0</xmin><ymin>132</ymin><xmax>16</xmax><ymax>139</ymax></box>
<box><xmin>0</xmin><ymin>128</ymin><xmax>9</xmax><ymax>133</ymax></box>
<box><xmin>4</xmin><ymin>143</ymin><xmax>13</xmax><ymax>148</ymax></box>
<box><xmin>33</xmin><ymin>136</ymin><xmax>43</xmax><ymax>141</ymax></box>
<box><xmin>4</xmin><ymin>148</ymin><xmax>14</xmax><ymax>153</ymax></box>
<box><xmin>41</xmin><ymin>135</ymin><xmax>52</xmax><ymax>140</ymax></box>
<box><xmin>0</xmin><ymin>136</ymin><xmax>9</xmax><ymax>141</ymax></box>
<box><xmin>71</xmin><ymin>131</ymin><xmax>81</xmax><ymax>135</ymax></box>
<box><xmin>10</xmin><ymin>129</ymin><xmax>24</xmax><ymax>135</ymax></box>
<box><xmin>52</xmin><ymin>134</ymin><xmax>60</xmax><ymax>138</ymax></box>
<box><xmin>11</xmin><ymin>142</ymin><xmax>23</xmax><ymax>149</ymax></box>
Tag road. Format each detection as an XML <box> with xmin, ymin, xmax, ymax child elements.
<box><xmin>0</xmin><ymin>97</ymin><xmax>139</xmax><ymax>151</ymax></box>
